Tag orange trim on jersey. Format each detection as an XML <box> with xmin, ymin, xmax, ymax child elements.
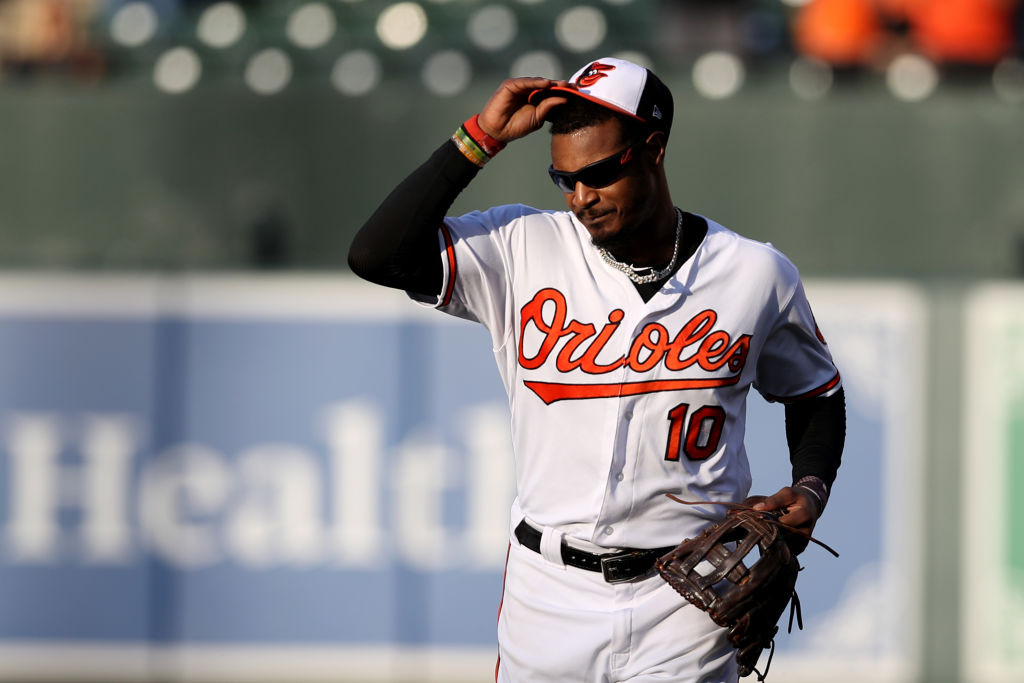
<box><xmin>524</xmin><ymin>375</ymin><xmax>741</xmax><ymax>405</ymax></box>
<box><xmin>761</xmin><ymin>371</ymin><xmax>841</xmax><ymax>403</ymax></box>
<box><xmin>440</xmin><ymin>223</ymin><xmax>457</xmax><ymax>308</ymax></box>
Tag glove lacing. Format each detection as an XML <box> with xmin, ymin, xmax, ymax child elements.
<box><xmin>752</xmin><ymin>586</ymin><xmax>803</xmax><ymax>682</ymax></box>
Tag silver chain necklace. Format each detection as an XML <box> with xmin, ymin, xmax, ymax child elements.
<box><xmin>598</xmin><ymin>207</ymin><xmax>683</xmax><ymax>284</ymax></box>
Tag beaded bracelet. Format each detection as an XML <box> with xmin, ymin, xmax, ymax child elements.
<box><xmin>452</xmin><ymin>114</ymin><xmax>506</xmax><ymax>167</ymax></box>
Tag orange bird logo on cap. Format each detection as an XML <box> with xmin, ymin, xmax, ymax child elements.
<box><xmin>576</xmin><ymin>62</ymin><xmax>615</xmax><ymax>88</ymax></box>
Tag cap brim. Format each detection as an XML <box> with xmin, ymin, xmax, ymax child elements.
<box><xmin>528</xmin><ymin>86</ymin><xmax>645</xmax><ymax>122</ymax></box>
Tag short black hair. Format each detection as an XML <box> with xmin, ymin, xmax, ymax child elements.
<box><xmin>547</xmin><ymin>96</ymin><xmax>648</xmax><ymax>144</ymax></box>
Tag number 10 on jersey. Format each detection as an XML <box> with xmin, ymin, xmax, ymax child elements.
<box><xmin>665</xmin><ymin>403</ymin><xmax>726</xmax><ymax>461</ymax></box>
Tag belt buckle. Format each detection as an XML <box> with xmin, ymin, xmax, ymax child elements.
<box><xmin>599</xmin><ymin>550</ymin><xmax>650</xmax><ymax>584</ymax></box>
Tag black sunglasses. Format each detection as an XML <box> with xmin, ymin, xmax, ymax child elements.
<box><xmin>547</xmin><ymin>141</ymin><xmax>642</xmax><ymax>194</ymax></box>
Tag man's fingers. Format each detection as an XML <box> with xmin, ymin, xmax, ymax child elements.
<box><xmin>750</xmin><ymin>487</ymin><xmax>813</xmax><ymax>517</ymax></box>
<box><xmin>512</xmin><ymin>77</ymin><xmax>569</xmax><ymax>90</ymax></box>
<box><xmin>496</xmin><ymin>76</ymin><xmax>562</xmax><ymax>99</ymax></box>
<box><xmin>512</xmin><ymin>76</ymin><xmax>560</xmax><ymax>88</ymax></box>
<box><xmin>751</xmin><ymin>491</ymin><xmax>790</xmax><ymax>511</ymax></box>
<box><xmin>747</xmin><ymin>488</ymin><xmax>820</xmax><ymax>539</ymax></box>
<box><xmin>478</xmin><ymin>77</ymin><xmax>574</xmax><ymax>141</ymax></box>
<box><xmin>535</xmin><ymin>96</ymin><xmax>569</xmax><ymax>121</ymax></box>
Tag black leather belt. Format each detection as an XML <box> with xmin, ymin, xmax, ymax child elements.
<box><xmin>514</xmin><ymin>519</ymin><xmax>674</xmax><ymax>584</ymax></box>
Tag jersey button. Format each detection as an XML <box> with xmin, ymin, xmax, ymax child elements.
<box><xmin>616</xmin><ymin>472</ymin><xmax>624</xmax><ymax>482</ymax></box>
<box><xmin>624</xmin><ymin>411</ymin><xmax>633</xmax><ymax>420</ymax></box>
<box><xmin>603</xmin><ymin>526</ymin><xmax>614</xmax><ymax>535</ymax></box>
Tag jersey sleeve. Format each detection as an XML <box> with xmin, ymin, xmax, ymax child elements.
<box><xmin>753</xmin><ymin>268</ymin><xmax>841</xmax><ymax>403</ymax></box>
<box><xmin>408</xmin><ymin>204</ymin><xmax>532</xmax><ymax>342</ymax></box>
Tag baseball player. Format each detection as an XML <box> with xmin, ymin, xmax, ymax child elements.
<box><xmin>349</xmin><ymin>57</ymin><xmax>845</xmax><ymax>682</ymax></box>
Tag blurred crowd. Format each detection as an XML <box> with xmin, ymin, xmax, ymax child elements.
<box><xmin>0</xmin><ymin>0</ymin><xmax>1020</xmax><ymax>85</ymax></box>
<box><xmin>0</xmin><ymin>0</ymin><xmax>104</xmax><ymax>79</ymax></box>
<box><xmin>793</xmin><ymin>0</ymin><xmax>1021</xmax><ymax>69</ymax></box>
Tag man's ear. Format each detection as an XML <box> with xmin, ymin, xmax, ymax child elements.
<box><xmin>644</xmin><ymin>130</ymin><xmax>667</xmax><ymax>166</ymax></box>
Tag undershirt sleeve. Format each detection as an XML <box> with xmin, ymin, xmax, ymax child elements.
<box><xmin>347</xmin><ymin>139</ymin><xmax>481</xmax><ymax>297</ymax></box>
<box><xmin>784</xmin><ymin>387</ymin><xmax>846</xmax><ymax>489</ymax></box>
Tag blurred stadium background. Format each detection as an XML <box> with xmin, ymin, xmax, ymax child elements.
<box><xmin>1</xmin><ymin>0</ymin><xmax>1022</xmax><ymax>275</ymax></box>
<box><xmin>0</xmin><ymin>1</ymin><xmax>1022</xmax><ymax>682</ymax></box>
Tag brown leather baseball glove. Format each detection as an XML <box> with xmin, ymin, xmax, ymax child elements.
<box><xmin>655</xmin><ymin>501</ymin><xmax>836</xmax><ymax>679</ymax></box>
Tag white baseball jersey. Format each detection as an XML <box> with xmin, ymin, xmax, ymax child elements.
<box><xmin>414</xmin><ymin>204</ymin><xmax>840</xmax><ymax>550</ymax></box>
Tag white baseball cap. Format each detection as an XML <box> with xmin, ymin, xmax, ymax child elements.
<box><xmin>528</xmin><ymin>57</ymin><xmax>674</xmax><ymax>138</ymax></box>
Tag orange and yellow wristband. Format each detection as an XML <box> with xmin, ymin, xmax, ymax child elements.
<box><xmin>452</xmin><ymin>115</ymin><xmax>506</xmax><ymax>167</ymax></box>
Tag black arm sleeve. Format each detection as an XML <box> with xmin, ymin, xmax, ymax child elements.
<box><xmin>784</xmin><ymin>387</ymin><xmax>846</xmax><ymax>489</ymax></box>
<box><xmin>347</xmin><ymin>139</ymin><xmax>482</xmax><ymax>297</ymax></box>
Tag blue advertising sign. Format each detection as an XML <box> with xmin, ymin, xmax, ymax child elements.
<box><xmin>0</xmin><ymin>276</ymin><xmax>923</xmax><ymax>681</ymax></box>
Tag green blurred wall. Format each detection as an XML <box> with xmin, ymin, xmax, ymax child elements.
<box><xmin>1</xmin><ymin>70</ymin><xmax>1021</xmax><ymax>277</ymax></box>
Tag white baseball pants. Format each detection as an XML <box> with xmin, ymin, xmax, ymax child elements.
<box><xmin>495</xmin><ymin>530</ymin><xmax>739</xmax><ymax>682</ymax></box>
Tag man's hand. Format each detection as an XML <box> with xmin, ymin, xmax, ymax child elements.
<box><xmin>745</xmin><ymin>486</ymin><xmax>821</xmax><ymax>536</ymax></box>
<box><xmin>477</xmin><ymin>77</ymin><xmax>569</xmax><ymax>143</ymax></box>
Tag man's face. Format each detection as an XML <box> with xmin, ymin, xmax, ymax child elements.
<box><xmin>549</xmin><ymin>117</ymin><xmax>659</xmax><ymax>252</ymax></box>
